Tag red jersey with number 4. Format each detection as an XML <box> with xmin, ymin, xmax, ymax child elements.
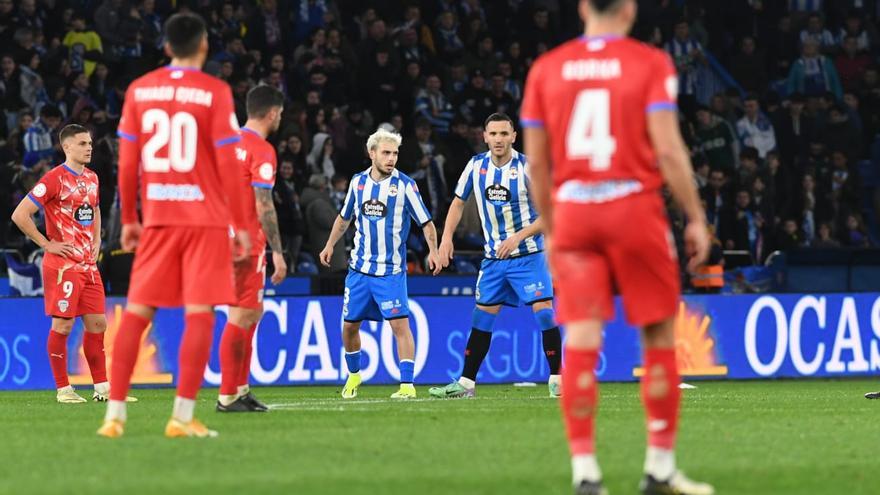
<box><xmin>28</xmin><ymin>164</ymin><xmax>99</xmax><ymax>272</ymax></box>
<box><xmin>520</xmin><ymin>35</ymin><xmax>678</xmax><ymax>202</ymax></box>
<box><xmin>116</xmin><ymin>66</ymin><xmax>241</xmax><ymax>228</ymax></box>
<box><xmin>236</xmin><ymin>127</ymin><xmax>277</xmax><ymax>257</ymax></box>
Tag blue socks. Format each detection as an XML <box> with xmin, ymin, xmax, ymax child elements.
<box><xmin>400</xmin><ymin>359</ymin><xmax>414</xmax><ymax>384</ymax></box>
<box><xmin>472</xmin><ymin>307</ymin><xmax>498</xmax><ymax>332</ymax></box>
<box><xmin>345</xmin><ymin>350</ymin><xmax>361</xmax><ymax>374</ymax></box>
<box><xmin>534</xmin><ymin>308</ymin><xmax>556</xmax><ymax>331</ymax></box>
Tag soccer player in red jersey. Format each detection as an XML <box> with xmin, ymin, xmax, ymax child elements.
<box><xmin>11</xmin><ymin>125</ymin><xmax>136</xmax><ymax>404</ymax></box>
<box><xmin>97</xmin><ymin>13</ymin><xmax>250</xmax><ymax>439</ymax></box>
<box><xmin>216</xmin><ymin>85</ymin><xmax>287</xmax><ymax>413</ymax></box>
<box><xmin>522</xmin><ymin>1</ymin><xmax>713</xmax><ymax>494</ymax></box>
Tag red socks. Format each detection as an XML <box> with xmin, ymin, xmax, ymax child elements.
<box><xmin>219</xmin><ymin>322</ymin><xmax>247</xmax><ymax>396</ymax></box>
<box><xmin>47</xmin><ymin>330</ymin><xmax>69</xmax><ymax>389</ymax></box>
<box><xmin>641</xmin><ymin>348</ymin><xmax>681</xmax><ymax>450</ymax></box>
<box><xmin>109</xmin><ymin>311</ymin><xmax>151</xmax><ymax>401</ymax></box>
<box><xmin>83</xmin><ymin>331</ymin><xmax>107</xmax><ymax>384</ymax></box>
<box><xmin>561</xmin><ymin>347</ymin><xmax>600</xmax><ymax>455</ymax></box>
<box><xmin>238</xmin><ymin>324</ymin><xmax>257</xmax><ymax>387</ymax></box>
<box><xmin>177</xmin><ymin>312</ymin><xmax>215</xmax><ymax>400</ymax></box>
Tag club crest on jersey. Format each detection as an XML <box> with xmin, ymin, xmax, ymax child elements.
<box><xmin>58</xmin><ymin>299</ymin><xmax>69</xmax><ymax>313</ymax></box>
<box><xmin>75</xmin><ymin>203</ymin><xmax>94</xmax><ymax>226</ymax></box>
<box><xmin>33</xmin><ymin>183</ymin><xmax>47</xmax><ymax>198</ymax></box>
<box><xmin>259</xmin><ymin>162</ymin><xmax>273</xmax><ymax>180</ymax></box>
<box><xmin>486</xmin><ymin>184</ymin><xmax>511</xmax><ymax>205</ymax></box>
<box><xmin>508</xmin><ymin>168</ymin><xmax>519</xmax><ymax>180</ymax></box>
<box><xmin>388</xmin><ymin>184</ymin><xmax>399</xmax><ymax>197</ymax></box>
<box><xmin>76</xmin><ymin>180</ymin><xmax>88</xmax><ymax>195</ymax></box>
<box><xmin>361</xmin><ymin>199</ymin><xmax>388</xmax><ymax>221</ymax></box>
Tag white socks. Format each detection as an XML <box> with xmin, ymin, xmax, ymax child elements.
<box><xmin>218</xmin><ymin>394</ymin><xmax>237</xmax><ymax>406</ymax></box>
<box><xmin>94</xmin><ymin>381</ymin><xmax>110</xmax><ymax>396</ymax></box>
<box><xmin>172</xmin><ymin>396</ymin><xmax>196</xmax><ymax>423</ymax></box>
<box><xmin>644</xmin><ymin>446</ymin><xmax>676</xmax><ymax>480</ymax></box>
<box><xmin>105</xmin><ymin>400</ymin><xmax>127</xmax><ymax>422</ymax></box>
<box><xmin>572</xmin><ymin>455</ymin><xmax>602</xmax><ymax>484</ymax></box>
<box><xmin>237</xmin><ymin>384</ymin><xmax>250</xmax><ymax>396</ymax></box>
<box><xmin>458</xmin><ymin>377</ymin><xmax>476</xmax><ymax>389</ymax></box>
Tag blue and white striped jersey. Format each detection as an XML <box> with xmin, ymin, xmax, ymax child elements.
<box><xmin>340</xmin><ymin>168</ymin><xmax>432</xmax><ymax>276</ymax></box>
<box><xmin>454</xmin><ymin>150</ymin><xmax>543</xmax><ymax>259</ymax></box>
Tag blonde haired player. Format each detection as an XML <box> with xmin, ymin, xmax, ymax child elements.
<box><xmin>320</xmin><ymin>127</ymin><xmax>442</xmax><ymax>399</ymax></box>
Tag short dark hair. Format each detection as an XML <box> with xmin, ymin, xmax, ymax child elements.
<box><xmin>484</xmin><ymin>112</ymin><xmax>514</xmax><ymax>129</ymax></box>
<box><xmin>246</xmin><ymin>85</ymin><xmax>284</xmax><ymax>118</ymax></box>
<box><xmin>40</xmin><ymin>104</ymin><xmax>62</xmax><ymax>119</ymax></box>
<box><xmin>59</xmin><ymin>124</ymin><xmax>89</xmax><ymax>143</ymax></box>
<box><xmin>744</xmin><ymin>92</ymin><xmax>760</xmax><ymax>103</ymax></box>
<box><xmin>589</xmin><ymin>0</ymin><xmax>625</xmax><ymax>13</ymax></box>
<box><xmin>164</xmin><ymin>13</ymin><xmax>207</xmax><ymax>58</ymax></box>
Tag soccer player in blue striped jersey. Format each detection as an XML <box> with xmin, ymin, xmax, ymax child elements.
<box><xmin>320</xmin><ymin>127</ymin><xmax>442</xmax><ymax>399</ymax></box>
<box><xmin>428</xmin><ymin>113</ymin><xmax>562</xmax><ymax>399</ymax></box>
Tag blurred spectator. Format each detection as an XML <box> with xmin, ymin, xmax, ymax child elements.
<box><xmin>728</xmin><ymin>36</ymin><xmax>768</xmax><ymax>94</ymax></box>
<box><xmin>799</xmin><ymin>13</ymin><xmax>836</xmax><ymax>54</ymax></box>
<box><xmin>737</xmin><ymin>94</ymin><xmax>777</xmax><ymax>159</ymax></box>
<box><xmin>787</xmin><ymin>38</ymin><xmax>843</xmax><ymax>99</ymax></box>
<box><xmin>696</xmin><ymin>105</ymin><xmax>738</xmax><ymax>174</ymax></box>
<box><xmin>307</xmin><ymin>132</ymin><xmax>335</xmax><ymax>179</ymax></box>
<box><xmin>23</xmin><ymin>103</ymin><xmax>60</xmax><ymax>169</ymax></box>
<box><xmin>63</xmin><ymin>13</ymin><xmax>102</xmax><ymax>78</ymax></box>
<box><xmin>274</xmin><ymin>159</ymin><xmax>305</xmax><ymax>273</ymax></box>
<box><xmin>301</xmin><ymin>173</ymin><xmax>346</xmax><ymax>272</ymax></box>
<box><xmin>400</xmin><ymin>118</ymin><xmax>449</xmax><ymax>220</ymax></box>
<box><xmin>812</xmin><ymin>221</ymin><xmax>841</xmax><ymax>248</ymax></box>
<box><xmin>414</xmin><ymin>73</ymin><xmax>454</xmax><ymax>134</ymax></box>
<box><xmin>835</xmin><ymin>35</ymin><xmax>872</xmax><ymax>91</ymax></box>
<box><xmin>665</xmin><ymin>18</ymin><xmax>706</xmax><ymax>115</ymax></box>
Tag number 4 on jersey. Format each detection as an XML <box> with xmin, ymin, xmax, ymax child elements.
<box><xmin>566</xmin><ymin>89</ymin><xmax>617</xmax><ymax>171</ymax></box>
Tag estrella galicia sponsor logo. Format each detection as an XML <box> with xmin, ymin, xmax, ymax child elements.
<box><xmin>486</xmin><ymin>184</ymin><xmax>511</xmax><ymax>205</ymax></box>
<box><xmin>523</xmin><ymin>282</ymin><xmax>545</xmax><ymax>295</ymax></box>
<box><xmin>361</xmin><ymin>199</ymin><xmax>388</xmax><ymax>221</ymax></box>
<box><xmin>75</xmin><ymin>203</ymin><xmax>94</xmax><ymax>226</ymax></box>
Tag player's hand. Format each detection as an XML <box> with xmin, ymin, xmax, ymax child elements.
<box><xmin>684</xmin><ymin>221</ymin><xmax>710</xmax><ymax>273</ymax></box>
<box><xmin>319</xmin><ymin>244</ymin><xmax>333</xmax><ymax>267</ymax></box>
<box><xmin>427</xmin><ymin>251</ymin><xmax>443</xmax><ymax>276</ymax></box>
<box><xmin>496</xmin><ymin>234</ymin><xmax>522</xmax><ymax>260</ymax></box>
<box><xmin>270</xmin><ymin>251</ymin><xmax>287</xmax><ymax>285</ymax></box>
<box><xmin>44</xmin><ymin>240</ymin><xmax>76</xmax><ymax>258</ymax></box>
<box><xmin>438</xmin><ymin>239</ymin><xmax>454</xmax><ymax>268</ymax></box>
<box><xmin>90</xmin><ymin>240</ymin><xmax>101</xmax><ymax>262</ymax></box>
<box><xmin>121</xmin><ymin>223</ymin><xmax>142</xmax><ymax>251</ymax></box>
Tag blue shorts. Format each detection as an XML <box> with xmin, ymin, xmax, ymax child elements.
<box><xmin>343</xmin><ymin>269</ymin><xmax>410</xmax><ymax>322</ymax></box>
<box><xmin>476</xmin><ymin>252</ymin><xmax>554</xmax><ymax>307</ymax></box>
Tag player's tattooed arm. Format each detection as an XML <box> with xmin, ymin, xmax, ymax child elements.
<box><xmin>254</xmin><ymin>188</ymin><xmax>283</xmax><ymax>253</ymax></box>
<box><xmin>422</xmin><ymin>221</ymin><xmax>439</xmax><ymax>254</ymax></box>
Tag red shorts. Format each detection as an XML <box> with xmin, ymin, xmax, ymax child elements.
<box><xmin>551</xmin><ymin>192</ymin><xmax>680</xmax><ymax>326</ymax></box>
<box><xmin>127</xmin><ymin>226</ymin><xmax>235</xmax><ymax>307</ymax></box>
<box><xmin>233</xmin><ymin>253</ymin><xmax>266</xmax><ymax>309</ymax></box>
<box><xmin>43</xmin><ymin>265</ymin><xmax>105</xmax><ymax>318</ymax></box>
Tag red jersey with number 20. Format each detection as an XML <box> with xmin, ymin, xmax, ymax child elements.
<box><xmin>28</xmin><ymin>164</ymin><xmax>99</xmax><ymax>272</ymax></box>
<box><xmin>235</xmin><ymin>127</ymin><xmax>277</xmax><ymax>257</ymax></box>
<box><xmin>520</xmin><ymin>35</ymin><xmax>678</xmax><ymax>203</ymax></box>
<box><xmin>117</xmin><ymin>66</ymin><xmax>241</xmax><ymax>227</ymax></box>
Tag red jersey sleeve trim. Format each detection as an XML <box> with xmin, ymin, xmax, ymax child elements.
<box><xmin>117</xmin><ymin>130</ymin><xmax>137</xmax><ymax>142</ymax></box>
<box><xmin>646</xmin><ymin>102</ymin><xmax>677</xmax><ymax>113</ymax></box>
<box><xmin>27</xmin><ymin>193</ymin><xmax>45</xmax><ymax>210</ymax></box>
<box><xmin>520</xmin><ymin>118</ymin><xmax>545</xmax><ymax>128</ymax></box>
<box><xmin>215</xmin><ymin>135</ymin><xmax>242</xmax><ymax>147</ymax></box>
<box><xmin>251</xmin><ymin>182</ymin><xmax>273</xmax><ymax>189</ymax></box>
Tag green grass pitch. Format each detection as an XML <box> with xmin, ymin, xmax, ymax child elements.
<box><xmin>0</xmin><ymin>380</ymin><xmax>876</xmax><ymax>495</ymax></box>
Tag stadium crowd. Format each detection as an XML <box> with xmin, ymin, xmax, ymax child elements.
<box><xmin>2</xmin><ymin>0</ymin><xmax>880</xmax><ymax>277</ymax></box>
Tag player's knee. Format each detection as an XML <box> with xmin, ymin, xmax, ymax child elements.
<box><xmin>472</xmin><ymin>306</ymin><xmax>498</xmax><ymax>332</ymax></box>
<box><xmin>85</xmin><ymin>317</ymin><xmax>107</xmax><ymax>333</ymax></box>
<box><xmin>52</xmin><ymin>318</ymin><xmax>74</xmax><ymax>335</ymax></box>
<box><xmin>532</xmin><ymin>305</ymin><xmax>557</xmax><ymax>331</ymax></box>
<box><xmin>388</xmin><ymin>318</ymin><xmax>412</xmax><ymax>336</ymax></box>
<box><xmin>342</xmin><ymin>321</ymin><xmax>361</xmax><ymax>336</ymax></box>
